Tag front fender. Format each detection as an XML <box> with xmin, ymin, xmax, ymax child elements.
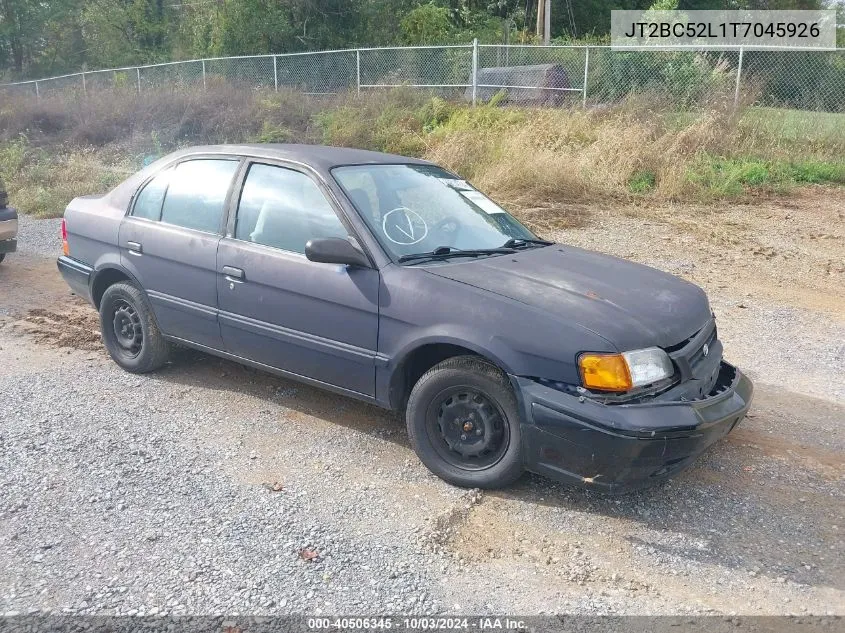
<box><xmin>376</xmin><ymin>266</ymin><xmax>616</xmax><ymax>409</ymax></box>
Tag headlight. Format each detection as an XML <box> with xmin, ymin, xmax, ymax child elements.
<box><xmin>579</xmin><ymin>347</ymin><xmax>674</xmax><ymax>392</ymax></box>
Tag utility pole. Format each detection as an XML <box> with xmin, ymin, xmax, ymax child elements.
<box><xmin>544</xmin><ymin>0</ymin><xmax>551</xmax><ymax>44</ymax></box>
<box><xmin>536</xmin><ymin>0</ymin><xmax>544</xmax><ymax>40</ymax></box>
<box><xmin>536</xmin><ymin>0</ymin><xmax>551</xmax><ymax>44</ymax></box>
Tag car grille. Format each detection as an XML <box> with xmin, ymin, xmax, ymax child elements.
<box><xmin>689</xmin><ymin>326</ymin><xmax>718</xmax><ymax>370</ymax></box>
<box><xmin>665</xmin><ymin>320</ymin><xmax>720</xmax><ymax>385</ymax></box>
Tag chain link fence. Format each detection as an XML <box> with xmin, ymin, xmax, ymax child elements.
<box><xmin>1</xmin><ymin>42</ymin><xmax>843</xmax><ymax>112</ymax></box>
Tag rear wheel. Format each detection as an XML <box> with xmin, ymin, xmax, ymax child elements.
<box><xmin>99</xmin><ymin>281</ymin><xmax>169</xmax><ymax>373</ymax></box>
<box><xmin>406</xmin><ymin>356</ymin><xmax>523</xmax><ymax>489</ymax></box>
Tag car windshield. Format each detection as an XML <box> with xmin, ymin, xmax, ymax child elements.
<box><xmin>332</xmin><ymin>164</ymin><xmax>539</xmax><ymax>263</ymax></box>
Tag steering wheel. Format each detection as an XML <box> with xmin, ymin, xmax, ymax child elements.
<box><xmin>431</xmin><ymin>215</ymin><xmax>462</xmax><ymax>246</ymax></box>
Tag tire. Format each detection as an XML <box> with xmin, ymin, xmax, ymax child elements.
<box><xmin>99</xmin><ymin>281</ymin><xmax>170</xmax><ymax>373</ymax></box>
<box><xmin>0</xmin><ymin>253</ymin><xmax>5</xmax><ymax>264</ymax></box>
<box><xmin>406</xmin><ymin>355</ymin><xmax>524</xmax><ymax>489</ymax></box>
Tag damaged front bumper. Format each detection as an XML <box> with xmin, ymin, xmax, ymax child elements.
<box><xmin>512</xmin><ymin>361</ymin><xmax>753</xmax><ymax>493</ymax></box>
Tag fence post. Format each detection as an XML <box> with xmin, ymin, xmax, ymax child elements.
<box><xmin>273</xmin><ymin>55</ymin><xmax>279</xmax><ymax>91</ymax></box>
<box><xmin>734</xmin><ymin>46</ymin><xmax>744</xmax><ymax>109</ymax></box>
<box><xmin>356</xmin><ymin>49</ymin><xmax>361</xmax><ymax>94</ymax></box>
<box><xmin>136</xmin><ymin>67</ymin><xmax>141</xmax><ymax>94</ymax></box>
<box><xmin>582</xmin><ymin>46</ymin><xmax>590</xmax><ymax>108</ymax></box>
<box><xmin>471</xmin><ymin>38</ymin><xmax>479</xmax><ymax>106</ymax></box>
<box><xmin>202</xmin><ymin>60</ymin><xmax>207</xmax><ymax>89</ymax></box>
<box><xmin>35</xmin><ymin>80</ymin><xmax>39</xmax><ymax>100</ymax></box>
<box><xmin>82</xmin><ymin>72</ymin><xmax>86</xmax><ymax>95</ymax></box>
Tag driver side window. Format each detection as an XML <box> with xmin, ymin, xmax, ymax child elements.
<box><xmin>235</xmin><ymin>163</ymin><xmax>348</xmax><ymax>254</ymax></box>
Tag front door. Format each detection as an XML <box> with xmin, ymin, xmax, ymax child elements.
<box><xmin>216</xmin><ymin>162</ymin><xmax>380</xmax><ymax>396</ymax></box>
<box><xmin>119</xmin><ymin>157</ymin><xmax>240</xmax><ymax>349</ymax></box>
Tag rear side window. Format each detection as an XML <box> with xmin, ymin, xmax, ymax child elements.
<box><xmin>160</xmin><ymin>159</ymin><xmax>239</xmax><ymax>233</ymax></box>
<box><xmin>131</xmin><ymin>169</ymin><xmax>171</xmax><ymax>221</ymax></box>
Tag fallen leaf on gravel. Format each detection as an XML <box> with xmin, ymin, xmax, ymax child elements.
<box><xmin>299</xmin><ymin>547</ymin><xmax>319</xmax><ymax>562</ymax></box>
<box><xmin>262</xmin><ymin>481</ymin><xmax>284</xmax><ymax>492</ymax></box>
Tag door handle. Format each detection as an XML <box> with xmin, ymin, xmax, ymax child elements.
<box><xmin>126</xmin><ymin>241</ymin><xmax>143</xmax><ymax>255</ymax></box>
<box><xmin>222</xmin><ymin>265</ymin><xmax>245</xmax><ymax>281</ymax></box>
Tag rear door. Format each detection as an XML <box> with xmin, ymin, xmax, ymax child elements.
<box><xmin>119</xmin><ymin>157</ymin><xmax>241</xmax><ymax>349</ymax></box>
<box><xmin>216</xmin><ymin>161</ymin><xmax>380</xmax><ymax>396</ymax></box>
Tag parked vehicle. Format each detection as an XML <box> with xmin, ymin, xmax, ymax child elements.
<box><xmin>0</xmin><ymin>176</ymin><xmax>17</xmax><ymax>264</ymax></box>
<box><xmin>57</xmin><ymin>144</ymin><xmax>753</xmax><ymax>491</ymax></box>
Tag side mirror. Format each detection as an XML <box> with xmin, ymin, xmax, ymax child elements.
<box><xmin>305</xmin><ymin>237</ymin><xmax>370</xmax><ymax>268</ymax></box>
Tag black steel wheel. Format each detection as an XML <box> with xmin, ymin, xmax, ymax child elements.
<box><xmin>110</xmin><ymin>299</ymin><xmax>143</xmax><ymax>358</ymax></box>
<box><xmin>427</xmin><ymin>387</ymin><xmax>510</xmax><ymax>470</ymax></box>
<box><xmin>99</xmin><ymin>281</ymin><xmax>169</xmax><ymax>373</ymax></box>
<box><xmin>406</xmin><ymin>355</ymin><xmax>523</xmax><ymax>489</ymax></box>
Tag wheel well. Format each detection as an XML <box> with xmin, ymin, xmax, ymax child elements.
<box><xmin>391</xmin><ymin>343</ymin><xmax>498</xmax><ymax>410</ymax></box>
<box><xmin>91</xmin><ymin>268</ymin><xmax>131</xmax><ymax>309</ymax></box>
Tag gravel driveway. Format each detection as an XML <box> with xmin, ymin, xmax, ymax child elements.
<box><xmin>0</xmin><ymin>206</ymin><xmax>842</xmax><ymax>618</ymax></box>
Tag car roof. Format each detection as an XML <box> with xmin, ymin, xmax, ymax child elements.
<box><xmin>105</xmin><ymin>144</ymin><xmax>436</xmax><ymax>211</ymax></box>
<box><xmin>166</xmin><ymin>144</ymin><xmax>433</xmax><ymax>170</ymax></box>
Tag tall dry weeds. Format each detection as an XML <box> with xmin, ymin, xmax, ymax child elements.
<box><xmin>0</xmin><ymin>85</ymin><xmax>842</xmax><ymax>218</ymax></box>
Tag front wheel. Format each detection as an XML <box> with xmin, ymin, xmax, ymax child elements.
<box><xmin>406</xmin><ymin>356</ymin><xmax>524</xmax><ymax>489</ymax></box>
<box><xmin>99</xmin><ymin>281</ymin><xmax>170</xmax><ymax>373</ymax></box>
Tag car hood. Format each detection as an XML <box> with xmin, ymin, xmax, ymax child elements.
<box><xmin>424</xmin><ymin>245</ymin><xmax>711</xmax><ymax>351</ymax></box>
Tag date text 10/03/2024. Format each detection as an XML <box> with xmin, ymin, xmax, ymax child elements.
<box><xmin>306</xmin><ymin>617</ymin><xmax>528</xmax><ymax>630</ymax></box>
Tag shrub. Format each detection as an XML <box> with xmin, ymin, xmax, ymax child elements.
<box><xmin>629</xmin><ymin>170</ymin><xmax>656</xmax><ymax>193</ymax></box>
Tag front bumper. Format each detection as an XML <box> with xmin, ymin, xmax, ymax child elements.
<box><xmin>514</xmin><ymin>361</ymin><xmax>753</xmax><ymax>493</ymax></box>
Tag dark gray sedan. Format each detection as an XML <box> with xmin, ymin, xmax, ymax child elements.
<box><xmin>57</xmin><ymin>144</ymin><xmax>752</xmax><ymax>491</ymax></box>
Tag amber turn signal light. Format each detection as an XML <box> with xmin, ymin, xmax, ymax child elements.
<box><xmin>578</xmin><ymin>353</ymin><xmax>633</xmax><ymax>392</ymax></box>
<box><xmin>61</xmin><ymin>218</ymin><xmax>69</xmax><ymax>256</ymax></box>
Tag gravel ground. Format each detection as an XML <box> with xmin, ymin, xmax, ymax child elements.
<box><xmin>14</xmin><ymin>214</ymin><xmax>62</xmax><ymax>258</ymax></box>
<box><xmin>0</xmin><ymin>202</ymin><xmax>843</xmax><ymax>617</ymax></box>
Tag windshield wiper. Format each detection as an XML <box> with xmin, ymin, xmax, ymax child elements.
<box><xmin>501</xmin><ymin>238</ymin><xmax>554</xmax><ymax>249</ymax></box>
<box><xmin>398</xmin><ymin>245</ymin><xmax>516</xmax><ymax>264</ymax></box>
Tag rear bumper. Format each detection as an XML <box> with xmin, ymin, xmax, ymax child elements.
<box><xmin>513</xmin><ymin>361</ymin><xmax>753</xmax><ymax>493</ymax></box>
<box><xmin>57</xmin><ymin>255</ymin><xmax>93</xmax><ymax>303</ymax></box>
<box><xmin>0</xmin><ymin>207</ymin><xmax>17</xmax><ymax>250</ymax></box>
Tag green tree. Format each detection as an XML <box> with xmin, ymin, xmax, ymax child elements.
<box><xmin>0</xmin><ymin>0</ymin><xmax>76</xmax><ymax>76</ymax></box>
<box><xmin>81</xmin><ymin>0</ymin><xmax>171</xmax><ymax>66</ymax></box>
<box><xmin>400</xmin><ymin>2</ymin><xmax>452</xmax><ymax>44</ymax></box>
<box><xmin>215</xmin><ymin>0</ymin><xmax>293</xmax><ymax>55</ymax></box>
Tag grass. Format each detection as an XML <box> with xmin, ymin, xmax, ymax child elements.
<box><xmin>740</xmin><ymin>107</ymin><xmax>845</xmax><ymax>146</ymax></box>
<box><xmin>688</xmin><ymin>156</ymin><xmax>845</xmax><ymax>197</ymax></box>
<box><xmin>0</xmin><ymin>86</ymin><xmax>843</xmax><ymax>219</ymax></box>
<box><xmin>0</xmin><ymin>141</ymin><xmax>135</xmax><ymax>217</ymax></box>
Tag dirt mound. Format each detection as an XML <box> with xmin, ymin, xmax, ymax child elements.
<box><xmin>19</xmin><ymin>306</ymin><xmax>102</xmax><ymax>351</ymax></box>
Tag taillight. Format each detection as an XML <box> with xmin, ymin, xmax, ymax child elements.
<box><xmin>61</xmin><ymin>218</ymin><xmax>69</xmax><ymax>256</ymax></box>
